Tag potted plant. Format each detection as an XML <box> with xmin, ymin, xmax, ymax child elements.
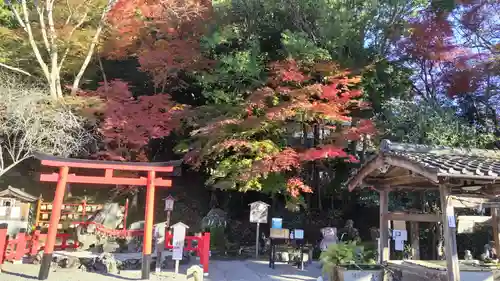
<box><xmin>320</xmin><ymin>241</ymin><xmax>382</xmax><ymax>281</ymax></box>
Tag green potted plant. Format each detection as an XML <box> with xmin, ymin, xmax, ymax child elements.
<box><xmin>320</xmin><ymin>242</ymin><xmax>382</xmax><ymax>281</ymax></box>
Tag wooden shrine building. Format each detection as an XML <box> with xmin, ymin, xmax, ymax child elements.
<box><xmin>0</xmin><ymin>186</ymin><xmax>38</xmax><ymax>235</ymax></box>
<box><xmin>347</xmin><ymin>139</ymin><xmax>500</xmax><ymax>281</ymax></box>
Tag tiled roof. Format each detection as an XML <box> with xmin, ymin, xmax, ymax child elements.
<box><xmin>0</xmin><ymin>186</ymin><xmax>38</xmax><ymax>202</ymax></box>
<box><xmin>348</xmin><ymin>140</ymin><xmax>500</xmax><ymax>190</ymax></box>
<box><xmin>380</xmin><ymin>140</ymin><xmax>500</xmax><ymax>178</ymax></box>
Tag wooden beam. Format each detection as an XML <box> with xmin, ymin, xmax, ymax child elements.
<box><xmin>40</xmin><ymin>173</ymin><xmax>172</xmax><ymax>187</ymax></box>
<box><xmin>348</xmin><ymin>156</ymin><xmax>385</xmax><ymax>191</ymax></box>
<box><xmin>440</xmin><ymin>185</ymin><xmax>460</xmax><ymax>281</ymax></box>
<box><xmin>491</xmin><ymin>208</ymin><xmax>500</xmax><ymax>257</ymax></box>
<box><xmin>385</xmin><ymin>212</ymin><xmax>440</xmax><ymax>222</ymax></box>
<box><xmin>367</xmin><ymin>175</ymin><xmax>430</xmax><ymax>186</ymax></box>
<box><xmin>451</xmin><ymin>194</ymin><xmax>500</xmax><ymax>208</ymax></box>
<box><xmin>379</xmin><ymin>189</ymin><xmax>390</xmax><ymax>264</ymax></box>
<box><xmin>385</xmin><ymin>157</ymin><xmax>439</xmax><ymax>183</ymax></box>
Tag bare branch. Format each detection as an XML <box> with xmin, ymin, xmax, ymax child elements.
<box><xmin>7</xmin><ymin>3</ymin><xmax>27</xmax><ymax>32</ymax></box>
<box><xmin>71</xmin><ymin>1</ymin><xmax>113</xmax><ymax>94</ymax></box>
<box><xmin>18</xmin><ymin>0</ymin><xmax>51</xmax><ymax>83</ymax></box>
<box><xmin>35</xmin><ymin>4</ymin><xmax>51</xmax><ymax>53</ymax></box>
<box><xmin>0</xmin><ymin>72</ymin><xmax>94</xmax><ymax>177</ymax></box>
<box><xmin>59</xmin><ymin>6</ymin><xmax>91</xmax><ymax>70</ymax></box>
<box><xmin>0</xmin><ymin>62</ymin><xmax>32</xmax><ymax>76</ymax></box>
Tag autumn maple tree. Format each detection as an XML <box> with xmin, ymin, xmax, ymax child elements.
<box><xmin>178</xmin><ymin>59</ymin><xmax>375</xmax><ymax>204</ymax></box>
<box><xmin>104</xmin><ymin>0</ymin><xmax>212</xmax><ymax>92</ymax></box>
<box><xmin>398</xmin><ymin>2</ymin><xmax>499</xmax><ymax>137</ymax></box>
<box><xmin>81</xmin><ymin>80</ymin><xmax>186</xmax><ymax>161</ymax></box>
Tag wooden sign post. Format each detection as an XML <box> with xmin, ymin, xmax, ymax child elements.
<box><xmin>249</xmin><ymin>201</ymin><xmax>269</xmax><ymax>259</ymax></box>
<box><xmin>171</xmin><ymin>222</ymin><xmax>189</xmax><ymax>275</ymax></box>
<box><xmin>156</xmin><ymin>196</ymin><xmax>175</xmax><ymax>273</ymax></box>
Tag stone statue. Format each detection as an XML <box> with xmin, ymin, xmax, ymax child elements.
<box><xmin>319</xmin><ymin>227</ymin><xmax>338</xmax><ymax>251</ymax></box>
<box><xmin>340</xmin><ymin>220</ymin><xmax>360</xmax><ymax>243</ymax></box>
<box><xmin>74</xmin><ymin>203</ymin><xmax>124</xmax><ymax>251</ymax></box>
<box><xmin>369</xmin><ymin>227</ymin><xmax>380</xmax><ymax>242</ymax></box>
<box><xmin>464</xmin><ymin>250</ymin><xmax>473</xmax><ymax>260</ymax></box>
<box><xmin>201</xmin><ymin>208</ymin><xmax>227</xmax><ymax>230</ymax></box>
<box><xmin>481</xmin><ymin>241</ymin><xmax>496</xmax><ymax>261</ymax></box>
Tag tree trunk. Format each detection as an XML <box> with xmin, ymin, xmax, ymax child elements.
<box><xmin>70</xmin><ymin>10</ymin><xmax>106</xmax><ymax>95</ymax></box>
<box><xmin>313</xmin><ymin>123</ymin><xmax>322</xmax><ymax>211</ymax></box>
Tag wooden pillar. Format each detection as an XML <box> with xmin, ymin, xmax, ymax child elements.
<box><xmin>379</xmin><ymin>188</ymin><xmax>390</xmax><ymax>263</ymax></box>
<box><xmin>142</xmin><ymin>170</ymin><xmax>156</xmax><ymax>280</ymax></box>
<box><xmin>410</xmin><ymin>222</ymin><xmax>420</xmax><ymax>259</ymax></box>
<box><xmin>439</xmin><ymin>185</ymin><xmax>460</xmax><ymax>281</ymax></box>
<box><xmin>491</xmin><ymin>208</ymin><xmax>500</xmax><ymax>256</ymax></box>
<box><xmin>38</xmin><ymin>166</ymin><xmax>69</xmax><ymax>280</ymax></box>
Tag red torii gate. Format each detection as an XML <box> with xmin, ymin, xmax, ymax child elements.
<box><xmin>35</xmin><ymin>154</ymin><xmax>181</xmax><ymax>280</ymax></box>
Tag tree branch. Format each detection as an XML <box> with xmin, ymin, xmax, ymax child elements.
<box><xmin>70</xmin><ymin>1</ymin><xmax>113</xmax><ymax>94</ymax></box>
<box><xmin>0</xmin><ymin>62</ymin><xmax>32</xmax><ymax>76</ymax></box>
<box><xmin>35</xmin><ymin>4</ymin><xmax>51</xmax><ymax>53</ymax></box>
<box><xmin>59</xmin><ymin>6</ymin><xmax>90</xmax><ymax>70</ymax></box>
<box><xmin>16</xmin><ymin>0</ymin><xmax>51</xmax><ymax>85</ymax></box>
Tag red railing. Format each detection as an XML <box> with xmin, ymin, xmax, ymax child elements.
<box><xmin>164</xmin><ymin>231</ymin><xmax>211</xmax><ymax>274</ymax></box>
<box><xmin>0</xmin><ymin>223</ymin><xmax>211</xmax><ymax>275</ymax></box>
<box><xmin>0</xmin><ymin>226</ymin><xmax>78</xmax><ymax>264</ymax></box>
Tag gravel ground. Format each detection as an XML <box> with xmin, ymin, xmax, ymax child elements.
<box><xmin>0</xmin><ymin>260</ymin><xmax>321</xmax><ymax>281</ymax></box>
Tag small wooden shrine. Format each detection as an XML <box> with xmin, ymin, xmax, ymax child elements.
<box><xmin>347</xmin><ymin>139</ymin><xmax>500</xmax><ymax>281</ymax></box>
<box><xmin>0</xmin><ymin>186</ymin><xmax>38</xmax><ymax>235</ymax></box>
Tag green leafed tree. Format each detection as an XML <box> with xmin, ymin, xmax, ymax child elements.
<box><xmin>377</xmin><ymin>98</ymin><xmax>496</xmax><ymax>148</ymax></box>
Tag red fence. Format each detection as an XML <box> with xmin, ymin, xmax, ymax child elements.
<box><xmin>0</xmin><ymin>225</ymin><xmax>78</xmax><ymax>264</ymax></box>
<box><xmin>164</xmin><ymin>231</ymin><xmax>210</xmax><ymax>274</ymax></box>
<box><xmin>0</xmin><ymin>223</ymin><xmax>211</xmax><ymax>275</ymax></box>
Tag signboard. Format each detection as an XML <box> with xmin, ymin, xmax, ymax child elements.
<box><xmin>395</xmin><ymin>239</ymin><xmax>405</xmax><ymax>251</ymax></box>
<box><xmin>271</xmin><ymin>218</ymin><xmax>282</xmax><ymax>229</ymax></box>
<box><xmin>171</xmin><ymin>222</ymin><xmax>189</xmax><ymax>261</ymax></box>
<box><xmin>249</xmin><ymin>201</ymin><xmax>269</xmax><ymax>223</ymax></box>
<box><xmin>392</xmin><ymin>230</ymin><xmax>407</xmax><ymax>241</ymax></box>
<box><xmin>270</xmin><ymin>228</ymin><xmax>289</xmax><ymax>239</ymax></box>
<box><xmin>294</xmin><ymin>229</ymin><xmax>304</xmax><ymax>240</ymax></box>
<box><xmin>10</xmin><ymin>207</ymin><xmax>20</xmax><ymax>219</ymax></box>
<box><xmin>392</xmin><ymin>220</ymin><xmax>406</xmax><ymax>230</ymax></box>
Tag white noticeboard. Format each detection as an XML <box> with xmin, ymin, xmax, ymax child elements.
<box><xmin>294</xmin><ymin>229</ymin><xmax>304</xmax><ymax>239</ymax></box>
<box><xmin>394</xmin><ymin>239</ymin><xmax>405</xmax><ymax>251</ymax></box>
<box><xmin>10</xmin><ymin>207</ymin><xmax>21</xmax><ymax>219</ymax></box>
<box><xmin>392</xmin><ymin>230</ymin><xmax>408</xmax><ymax>241</ymax></box>
<box><xmin>249</xmin><ymin>201</ymin><xmax>269</xmax><ymax>223</ymax></box>
<box><xmin>172</xmin><ymin>224</ymin><xmax>187</xmax><ymax>261</ymax></box>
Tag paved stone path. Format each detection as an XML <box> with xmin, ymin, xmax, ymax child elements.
<box><xmin>0</xmin><ymin>260</ymin><xmax>321</xmax><ymax>281</ymax></box>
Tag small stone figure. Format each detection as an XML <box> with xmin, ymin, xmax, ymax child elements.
<box><xmin>340</xmin><ymin>220</ymin><xmax>361</xmax><ymax>243</ymax></box>
<box><xmin>464</xmin><ymin>250</ymin><xmax>473</xmax><ymax>260</ymax></box>
<box><xmin>481</xmin><ymin>241</ymin><xmax>497</xmax><ymax>261</ymax></box>
<box><xmin>369</xmin><ymin>227</ymin><xmax>380</xmax><ymax>242</ymax></box>
<box><xmin>319</xmin><ymin>227</ymin><xmax>338</xmax><ymax>251</ymax></box>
